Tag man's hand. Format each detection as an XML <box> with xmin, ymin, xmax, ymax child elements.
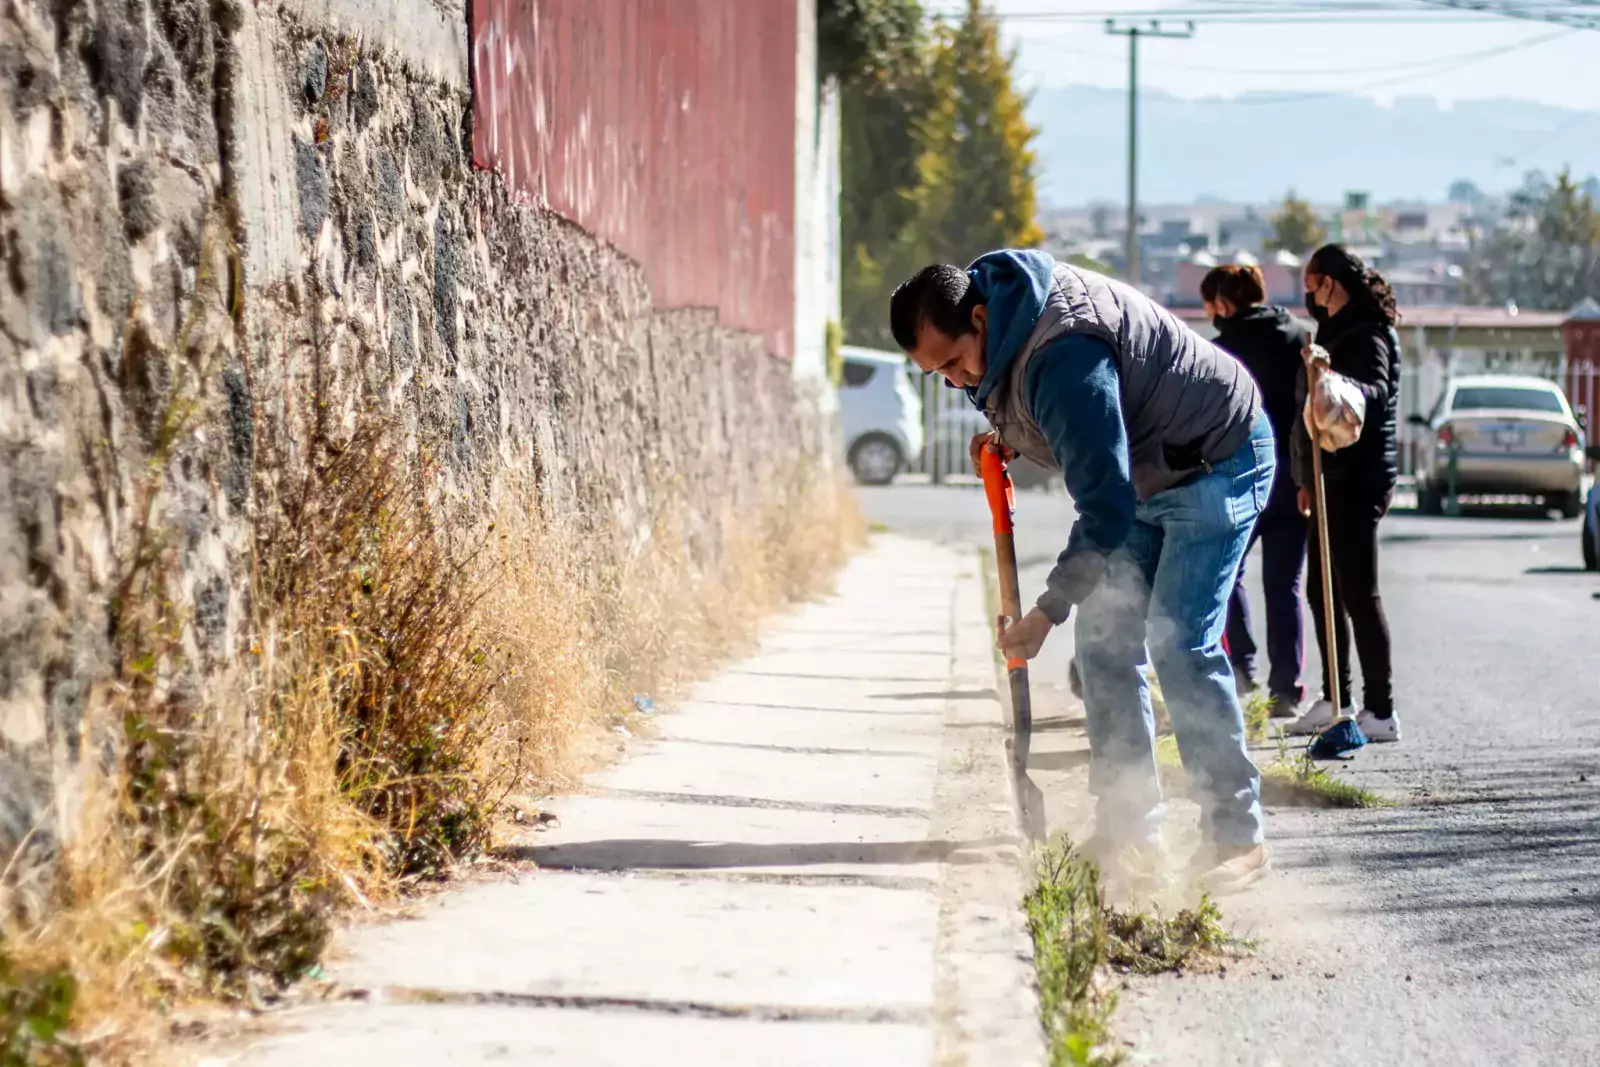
<box><xmin>969</xmin><ymin>432</ymin><xmax>1017</xmax><ymax>477</ymax></box>
<box><xmin>998</xmin><ymin>607</ymin><xmax>1054</xmax><ymax>661</ymax></box>
<box><xmin>1298</xmin><ymin>487</ymin><xmax>1311</xmax><ymax>517</ymax></box>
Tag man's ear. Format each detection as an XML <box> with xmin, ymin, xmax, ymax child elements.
<box><xmin>971</xmin><ymin>304</ymin><xmax>987</xmax><ymax>332</ymax></box>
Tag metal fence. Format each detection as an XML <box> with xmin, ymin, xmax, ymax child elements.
<box><xmin>906</xmin><ymin>373</ymin><xmax>982</xmax><ymax>481</ymax></box>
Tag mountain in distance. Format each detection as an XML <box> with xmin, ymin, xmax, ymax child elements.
<box><xmin>1027</xmin><ymin>84</ymin><xmax>1600</xmax><ymax>207</ymax></box>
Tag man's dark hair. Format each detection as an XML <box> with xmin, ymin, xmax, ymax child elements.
<box><xmin>889</xmin><ymin>264</ymin><xmax>982</xmax><ymax>350</ymax></box>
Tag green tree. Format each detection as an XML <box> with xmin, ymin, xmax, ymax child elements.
<box><xmin>912</xmin><ymin>0</ymin><xmax>1043</xmax><ymax>264</ymax></box>
<box><xmin>818</xmin><ymin>0</ymin><xmax>924</xmax><ymax>86</ymax></box>
<box><xmin>1264</xmin><ymin>191</ymin><xmax>1327</xmax><ymax>255</ymax></box>
<box><xmin>835</xmin><ymin>2</ymin><xmax>933</xmax><ymax>347</ymax></box>
<box><xmin>1465</xmin><ymin>169</ymin><xmax>1600</xmax><ymax>310</ymax></box>
<box><xmin>826</xmin><ymin>0</ymin><xmax>1041</xmax><ymax>347</ymax></box>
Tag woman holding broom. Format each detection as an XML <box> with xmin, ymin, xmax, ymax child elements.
<box><xmin>1284</xmin><ymin>245</ymin><xmax>1403</xmax><ymax>743</ymax></box>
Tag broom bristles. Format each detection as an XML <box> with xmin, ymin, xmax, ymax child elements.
<box><xmin>1307</xmin><ymin>717</ymin><xmax>1368</xmax><ymax>760</ymax></box>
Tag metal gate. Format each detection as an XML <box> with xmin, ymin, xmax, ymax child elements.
<box><xmin>907</xmin><ymin>374</ymin><xmax>982</xmax><ymax>481</ymax></box>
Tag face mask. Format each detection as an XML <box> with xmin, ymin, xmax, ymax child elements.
<box><xmin>1304</xmin><ymin>290</ymin><xmax>1329</xmax><ymax>324</ymax></box>
<box><xmin>1212</xmin><ymin>315</ymin><xmax>1227</xmax><ymax>333</ymax></box>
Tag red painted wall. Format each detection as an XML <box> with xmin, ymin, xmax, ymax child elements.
<box><xmin>470</xmin><ymin>0</ymin><xmax>798</xmax><ymax>361</ymax></box>
<box><xmin>1565</xmin><ymin>321</ymin><xmax>1600</xmax><ymax>447</ymax></box>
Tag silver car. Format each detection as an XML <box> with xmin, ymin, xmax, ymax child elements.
<box><xmin>1411</xmin><ymin>375</ymin><xmax>1586</xmax><ymax>518</ymax></box>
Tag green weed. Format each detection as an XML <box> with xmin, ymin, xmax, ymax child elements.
<box><xmin>1026</xmin><ymin>838</ymin><xmax>1249</xmax><ymax>1066</ymax></box>
<box><xmin>1026</xmin><ymin>844</ymin><xmax>1118</xmax><ymax>1067</ymax></box>
<box><xmin>1241</xmin><ymin>689</ymin><xmax>1273</xmax><ymax>743</ymax></box>
<box><xmin>1261</xmin><ymin>755</ymin><xmax>1386</xmax><ymax>809</ymax></box>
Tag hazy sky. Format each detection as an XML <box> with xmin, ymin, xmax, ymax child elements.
<box><xmin>970</xmin><ymin>0</ymin><xmax>1600</xmax><ymax>113</ymax></box>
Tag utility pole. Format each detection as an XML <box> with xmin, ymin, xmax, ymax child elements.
<box><xmin>1104</xmin><ymin>19</ymin><xmax>1194</xmax><ymax>291</ymax></box>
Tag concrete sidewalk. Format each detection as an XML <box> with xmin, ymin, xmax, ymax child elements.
<box><xmin>228</xmin><ymin>536</ymin><xmax>1043</xmax><ymax>1067</ymax></box>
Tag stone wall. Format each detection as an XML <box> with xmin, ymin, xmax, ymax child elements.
<box><xmin>0</xmin><ymin>0</ymin><xmax>829</xmax><ymax>862</ymax></box>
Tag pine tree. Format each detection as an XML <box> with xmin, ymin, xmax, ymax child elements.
<box><xmin>1264</xmin><ymin>191</ymin><xmax>1327</xmax><ymax>256</ymax></box>
<box><xmin>826</xmin><ymin>0</ymin><xmax>1042</xmax><ymax>346</ymax></box>
<box><xmin>912</xmin><ymin>0</ymin><xmax>1043</xmax><ymax>263</ymax></box>
<box><xmin>837</xmin><ymin>2</ymin><xmax>933</xmax><ymax>348</ymax></box>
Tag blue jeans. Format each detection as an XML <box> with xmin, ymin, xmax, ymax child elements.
<box><xmin>1075</xmin><ymin>412</ymin><xmax>1274</xmax><ymax>848</ymax></box>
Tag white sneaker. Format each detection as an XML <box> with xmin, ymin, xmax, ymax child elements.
<box><xmin>1282</xmin><ymin>699</ymin><xmax>1352</xmax><ymax>736</ymax></box>
<box><xmin>1356</xmin><ymin>710</ymin><xmax>1401</xmax><ymax>743</ymax></box>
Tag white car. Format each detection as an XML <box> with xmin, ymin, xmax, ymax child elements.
<box><xmin>1411</xmin><ymin>375</ymin><xmax>1586</xmax><ymax>518</ymax></box>
<box><xmin>839</xmin><ymin>347</ymin><xmax>924</xmax><ymax>486</ymax></box>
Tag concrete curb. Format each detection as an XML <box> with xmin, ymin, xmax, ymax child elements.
<box><xmin>929</xmin><ymin>557</ymin><xmax>1046</xmax><ymax>1067</ymax></box>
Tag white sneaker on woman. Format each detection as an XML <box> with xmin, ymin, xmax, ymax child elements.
<box><xmin>1356</xmin><ymin>709</ymin><xmax>1401</xmax><ymax>743</ymax></box>
<box><xmin>1282</xmin><ymin>699</ymin><xmax>1353</xmax><ymax>736</ymax></box>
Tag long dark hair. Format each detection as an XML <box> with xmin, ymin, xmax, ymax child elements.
<box><xmin>1307</xmin><ymin>244</ymin><xmax>1399</xmax><ymax>326</ymax></box>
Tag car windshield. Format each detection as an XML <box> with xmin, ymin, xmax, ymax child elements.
<box><xmin>1450</xmin><ymin>386</ymin><xmax>1566</xmax><ymax>415</ymax></box>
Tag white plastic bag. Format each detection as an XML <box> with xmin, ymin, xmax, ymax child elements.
<box><xmin>1303</xmin><ymin>345</ymin><xmax>1366</xmax><ymax>452</ymax></box>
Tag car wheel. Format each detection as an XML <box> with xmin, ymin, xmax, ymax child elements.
<box><xmin>849</xmin><ymin>435</ymin><xmax>905</xmax><ymax>486</ymax></box>
<box><xmin>1554</xmin><ymin>491</ymin><xmax>1584</xmax><ymax>520</ymax></box>
<box><xmin>1584</xmin><ymin>515</ymin><xmax>1598</xmax><ymax>572</ymax></box>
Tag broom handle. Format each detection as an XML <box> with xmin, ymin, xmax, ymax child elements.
<box><xmin>1310</xmin><ymin>390</ymin><xmax>1343</xmax><ymax>717</ymax></box>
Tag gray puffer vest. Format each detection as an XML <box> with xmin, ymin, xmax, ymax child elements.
<box><xmin>983</xmin><ymin>264</ymin><xmax>1261</xmax><ymax>500</ymax></box>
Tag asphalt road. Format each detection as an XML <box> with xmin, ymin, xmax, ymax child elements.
<box><xmin>857</xmin><ymin>479</ymin><xmax>1600</xmax><ymax>1066</ymax></box>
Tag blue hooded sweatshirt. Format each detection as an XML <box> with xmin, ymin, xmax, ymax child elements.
<box><xmin>966</xmin><ymin>250</ymin><xmax>1136</xmax><ymax>624</ymax></box>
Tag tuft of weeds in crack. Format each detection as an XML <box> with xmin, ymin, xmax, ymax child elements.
<box><xmin>1026</xmin><ymin>843</ymin><xmax>1118</xmax><ymax>1067</ymax></box>
<box><xmin>1160</xmin><ymin>730</ymin><xmax>1384</xmax><ymax>810</ymax></box>
<box><xmin>1241</xmin><ymin>689</ymin><xmax>1273</xmax><ymax>743</ymax></box>
<box><xmin>1104</xmin><ymin>896</ymin><xmax>1250</xmax><ymax>976</ymax></box>
<box><xmin>1258</xmin><ymin>734</ymin><xmax>1386</xmax><ymax>809</ymax></box>
<box><xmin>1026</xmin><ymin>837</ymin><xmax>1250</xmax><ymax>1066</ymax></box>
<box><xmin>1261</xmin><ymin>755</ymin><xmax>1386</xmax><ymax>809</ymax></box>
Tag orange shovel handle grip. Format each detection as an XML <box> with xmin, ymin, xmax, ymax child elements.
<box><xmin>979</xmin><ymin>446</ymin><xmax>1015</xmax><ymax>536</ymax></box>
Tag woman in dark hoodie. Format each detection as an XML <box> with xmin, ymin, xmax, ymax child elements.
<box><xmin>1202</xmin><ymin>264</ymin><xmax>1309</xmax><ymax>718</ymax></box>
<box><xmin>1285</xmin><ymin>245</ymin><xmax>1402</xmax><ymax>744</ymax></box>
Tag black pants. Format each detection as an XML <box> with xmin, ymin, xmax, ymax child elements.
<box><xmin>1225</xmin><ymin>504</ymin><xmax>1309</xmax><ymax>701</ymax></box>
<box><xmin>1306</xmin><ymin>484</ymin><xmax>1394</xmax><ymax>716</ymax></box>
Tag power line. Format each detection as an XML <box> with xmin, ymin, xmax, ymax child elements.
<box><xmin>1021</xmin><ymin>26</ymin><xmax>1572</xmax><ymax>76</ymax></box>
<box><xmin>1220</xmin><ymin>27</ymin><xmax>1573</xmax><ymax>102</ymax></box>
<box><xmin>1495</xmin><ymin>108</ymin><xmax>1600</xmax><ymax>168</ymax></box>
<box><xmin>924</xmin><ymin>2</ymin><xmax>1600</xmax><ymax>27</ymax></box>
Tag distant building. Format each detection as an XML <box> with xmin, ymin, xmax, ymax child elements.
<box><xmin>1386</xmin><ymin>265</ymin><xmax>1464</xmax><ymax>307</ymax></box>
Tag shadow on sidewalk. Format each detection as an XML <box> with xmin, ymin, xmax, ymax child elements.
<box><xmin>497</xmin><ymin>837</ymin><xmax>1016</xmax><ymax>871</ymax></box>
<box><xmin>874</xmin><ymin>688</ymin><xmax>1000</xmax><ymax>701</ymax></box>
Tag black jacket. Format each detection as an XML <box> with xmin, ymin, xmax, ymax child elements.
<box><xmin>1214</xmin><ymin>305</ymin><xmax>1307</xmax><ymax>513</ymax></box>
<box><xmin>1291</xmin><ymin>304</ymin><xmax>1401</xmax><ymax>496</ymax></box>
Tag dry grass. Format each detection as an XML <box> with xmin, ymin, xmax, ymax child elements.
<box><xmin>1</xmin><ymin>412</ymin><xmax>861</xmax><ymax>1063</ymax></box>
